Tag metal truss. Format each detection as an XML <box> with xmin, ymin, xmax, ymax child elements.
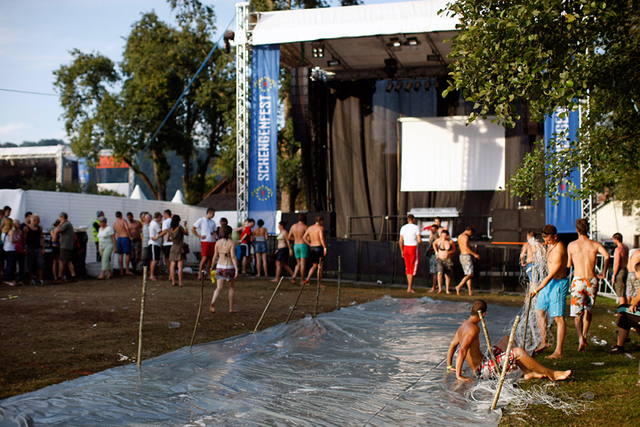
<box><xmin>236</xmin><ymin>2</ymin><xmax>250</xmax><ymax>223</ymax></box>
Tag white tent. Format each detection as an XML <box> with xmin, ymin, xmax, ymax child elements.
<box><xmin>171</xmin><ymin>189</ymin><xmax>185</xmax><ymax>204</ymax></box>
<box><xmin>129</xmin><ymin>184</ymin><xmax>147</xmax><ymax>200</ymax></box>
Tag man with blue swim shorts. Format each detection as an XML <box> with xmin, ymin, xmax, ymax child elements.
<box><xmin>530</xmin><ymin>224</ymin><xmax>569</xmax><ymax>359</ymax></box>
<box><xmin>113</xmin><ymin>211</ymin><xmax>133</xmax><ymax>276</ymax></box>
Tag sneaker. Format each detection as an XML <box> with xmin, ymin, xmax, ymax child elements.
<box><xmin>39</xmin><ymin>280</ymin><xmax>45</xmax><ymax>286</ymax></box>
<box><xmin>30</xmin><ymin>280</ymin><xmax>36</xmax><ymax>286</ymax></box>
<box><xmin>606</xmin><ymin>345</ymin><xmax>624</xmax><ymax>354</ymax></box>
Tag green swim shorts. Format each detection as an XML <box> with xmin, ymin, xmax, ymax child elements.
<box><xmin>294</xmin><ymin>243</ymin><xmax>308</xmax><ymax>259</ymax></box>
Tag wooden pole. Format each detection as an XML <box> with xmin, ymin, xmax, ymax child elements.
<box><xmin>490</xmin><ymin>315</ymin><xmax>521</xmax><ymax>411</ymax></box>
<box><xmin>286</xmin><ymin>280</ymin><xmax>306</xmax><ymax>324</ymax></box>
<box><xmin>136</xmin><ymin>266</ymin><xmax>148</xmax><ymax>367</ymax></box>
<box><xmin>190</xmin><ymin>271</ymin><xmax>206</xmax><ymax>347</ymax></box>
<box><xmin>336</xmin><ymin>256</ymin><xmax>341</xmax><ymax>310</ymax></box>
<box><xmin>253</xmin><ymin>277</ymin><xmax>284</xmax><ymax>333</ymax></box>
<box><xmin>314</xmin><ymin>259</ymin><xmax>323</xmax><ymax>317</ymax></box>
<box><xmin>522</xmin><ymin>295</ymin><xmax>532</xmax><ymax>351</ymax></box>
<box><xmin>478</xmin><ymin>310</ymin><xmax>501</xmax><ymax>377</ymax></box>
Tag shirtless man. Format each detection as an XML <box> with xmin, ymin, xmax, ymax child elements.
<box><xmin>606</xmin><ymin>263</ymin><xmax>640</xmax><ymax>354</ymax></box>
<box><xmin>127</xmin><ymin>212</ymin><xmax>142</xmax><ymax>272</ymax></box>
<box><xmin>433</xmin><ymin>230</ymin><xmax>456</xmax><ymax>294</ymax></box>
<box><xmin>113</xmin><ymin>211</ymin><xmax>133</xmax><ymax>275</ymax></box>
<box><xmin>520</xmin><ymin>231</ymin><xmax>538</xmax><ymax>292</ymax></box>
<box><xmin>626</xmin><ymin>249</ymin><xmax>640</xmax><ymax>301</ymax></box>
<box><xmin>456</xmin><ymin>226</ymin><xmax>480</xmax><ymax>296</ymax></box>
<box><xmin>612</xmin><ymin>233</ymin><xmax>629</xmax><ymax>304</ymax></box>
<box><xmin>529</xmin><ymin>224</ymin><xmax>569</xmax><ymax>359</ymax></box>
<box><xmin>289</xmin><ymin>213</ymin><xmax>308</xmax><ymax>284</ymax></box>
<box><xmin>304</xmin><ymin>216</ymin><xmax>327</xmax><ymax>286</ymax></box>
<box><xmin>567</xmin><ymin>218</ymin><xmax>610</xmax><ymax>352</ymax></box>
<box><xmin>446</xmin><ymin>300</ymin><xmax>571</xmax><ymax>382</ymax></box>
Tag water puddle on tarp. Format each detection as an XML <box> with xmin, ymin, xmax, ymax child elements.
<box><xmin>0</xmin><ymin>296</ymin><xmax>519</xmax><ymax>426</ymax></box>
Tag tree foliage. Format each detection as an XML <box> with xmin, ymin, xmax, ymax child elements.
<box><xmin>442</xmin><ymin>0</ymin><xmax>640</xmax><ymax>203</ymax></box>
<box><xmin>54</xmin><ymin>0</ymin><xmax>235</xmax><ymax>203</ymax></box>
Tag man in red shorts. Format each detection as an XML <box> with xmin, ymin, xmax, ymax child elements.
<box><xmin>446</xmin><ymin>300</ymin><xmax>571</xmax><ymax>382</ymax></box>
<box><xmin>399</xmin><ymin>214</ymin><xmax>422</xmax><ymax>293</ymax></box>
<box><xmin>191</xmin><ymin>208</ymin><xmax>217</xmax><ymax>281</ymax></box>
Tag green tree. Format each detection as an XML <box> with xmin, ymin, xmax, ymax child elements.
<box><xmin>442</xmin><ymin>0</ymin><xmax>640</xmax><ymax>204</ymax></box>
<box><xmin>54</xmin><ymin>0</ymin><xmax>235</xmax><ymax>203</ymax></box>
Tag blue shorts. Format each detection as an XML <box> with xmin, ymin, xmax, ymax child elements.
<box><xmin>254</xmin><ymin>241</ymin><xmax>267</xmax><ymax>254</ymax></box>
<box><xmin>536</xmin><ymin>277</ymin><xmax>569</xmax><ymax>318</ymax></box>
<box><xmin>117</xmin><ymin>237</ymin><xmax>131</xmax><ymax>254</ymax></box>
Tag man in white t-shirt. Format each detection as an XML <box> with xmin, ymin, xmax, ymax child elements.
<box><xmin>147</xmin><ymin>212</ymin><xmax>163</xmax><ymax>281</ymax></box>
<box><xmin>161</xmin><ymin>209</ymin><xmax>173</xmax><ymax>273</ymax></box>
<box><xmin>399</xmin><ymin>214</ymin><xmax>422</xmax><ymax>293</ymax></box>
<box><xmin>191</xmin><ymin>208</ymin><xmax>217</xmax><ymax>281</ymax></box>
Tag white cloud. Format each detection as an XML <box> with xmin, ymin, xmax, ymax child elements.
<box><xmin>0</xmin><ymin>123</ymin><xmax>28</xmax><ymax>136</ymax></box>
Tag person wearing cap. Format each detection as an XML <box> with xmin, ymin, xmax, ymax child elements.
<box><xmin>92</xmin><ymin>210</ymin><xmax>104</xmax><ymax>262</ymax></box>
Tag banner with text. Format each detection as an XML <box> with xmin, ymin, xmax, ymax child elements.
<box><xmin>545</xmin><ymin>107</ymin><xmax>581</xmax><ymax>234</ymax></box>
<box><xmin>249</xmin><ymin>45</ymin><xmax>280</xmax><ymax>233</ymax></box>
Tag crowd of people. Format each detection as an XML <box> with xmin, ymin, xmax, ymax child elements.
<box><xmin>399</xmin><ymin>215</ymin><xmax>480</xmax><ymax>295</ymax></box>
<box><xmin>0</xmin><ymin>206</ymin><xmax>80</xmax><ymax>285</ymax></box>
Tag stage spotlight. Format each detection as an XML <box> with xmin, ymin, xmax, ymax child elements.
<box><xmin>223</xmin><ymin>30</ymin><xmax>235</xmax><ymax>54</ymax></box>
<box><xmin>413</xmin><ymin>81</ymin><xmax>421</xmax><ymax>91</ymax></box>
<box><xmin>384</xmin><ymin>58</ymin><xmax>398</xmax><ymax>79</ymax></box>
<box><xmin>389</xmin><ymin>37</ymin><xmax>401</xmax><ymax>47</ymax></box>
<box><xmin>425</xmin><ymin>81</ymin><xmax>431</xmax><ymax>91</ymax></box>
<box><xmin>395</xmin><ymin>81</ymin><xmax>403</xmax><ymax>92</ymax></box>
<box><xmin>434</xmin><ymin>79</ymin><xmax>440</xmax><ymax>88</ymax></box>
<box><xmin>386</xmin><ymin>81</ymin><xmax>394</xmax><ymax>92</ymax></box>
<box><xmin>406</xmin><ymin>37</ymin><xmax>419</xmax><ymax>46</ymax></box>
<box><xmin>405</xmin><ymin>81</ymin><xmax>412</xmax><ymax>92</ymax></box>
<box><xmin>327</xmin><ymin>59</ymin><xmax>340</xmax><ymax>67</ymax></box>
<box><xmin>427</xmin><ymin>54</ymin><xmax>440</xmax><ymax>62</ymax></box>
<box><xmin>312</xmin><ymin>41</ymin><xmax>325</xmax><ymax>58</ymax></box>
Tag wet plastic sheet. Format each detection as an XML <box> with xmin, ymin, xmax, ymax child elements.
<box><xmin>0</xmin><ymin>297</ymin><xmax>519</xmax><ymax>426</ymax></box>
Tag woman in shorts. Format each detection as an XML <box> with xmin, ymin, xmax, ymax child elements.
<box><xmin>253</xmin><ymin>219</ymin><xmax>269</xmax><ymax>277</ymax></box>
<box><xmin>210</xmin><ymin>225</ymin><xmax>239</xmax><ymax>313</ymax></box>
<box><xmin>50</xmin><ymin>219</ymin><xmax>61</xmax><ymax>281</ymax></box>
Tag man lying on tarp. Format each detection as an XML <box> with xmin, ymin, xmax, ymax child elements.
<box><xmin>446</xmin><ymin>300</ymin><xmax>572</xmax><ymax>382</ymax></box>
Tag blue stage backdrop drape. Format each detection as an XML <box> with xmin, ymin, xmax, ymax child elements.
<box><xmin>249</xmin><ymin>45</ymin><xmax>280</xmax><ymax>233</ymax></box>
<box><xmin>545</xmin><ymin>107</ymin><xmax>581</xmax><ymax>234</ymax></box>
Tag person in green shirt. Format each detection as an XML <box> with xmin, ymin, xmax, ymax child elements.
<box><xmin>54</xmin><ymin>212</ymin><xmax>77</xmax><ymax>283</ymax></box>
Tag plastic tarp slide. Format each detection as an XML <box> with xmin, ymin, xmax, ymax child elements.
<box><xmin>0</xmin><ymin>297</ymin><xmax>518</xmax><ymax>426</ymax></box>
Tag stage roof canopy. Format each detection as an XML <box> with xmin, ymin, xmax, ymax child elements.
<box><xmin>250</xmin><ymin>0</ymin><xmax>459</xmax><ymax>80</ymax></box>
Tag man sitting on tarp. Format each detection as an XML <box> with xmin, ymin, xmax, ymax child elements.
<box><xmin>446</xmin><ymin>300</ymin><xmax>571</xmax><ymax>382</ymax></box>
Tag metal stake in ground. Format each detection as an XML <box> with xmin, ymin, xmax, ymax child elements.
<box><xmin>286</xmin><ymin>280</ymin><xmax>306</xmax><ymax>324</ymax></box>
<box><xmin>314</xmin><ymin>258</ymin><xmax>323</xmax><ymax>317</ymax></box>
<box><xmin>253</xmin><ymin>277</ymin><xmax>284</xmax><ymax>333</ymax></box>
<box><xmin>137</xmin><ymin>266</ymin><xmax>148</xmax><ymax>367</ymax></box>
<box><xmin>522</xmin><ymin>295</ymin><xmax>533</xmax><ymax>351</ymax></box>
<box><xmin>478</xmin><ymin>310</ymin><xmax>501</xmax><ymax>377</ymax></box>
<box><xmin>336</xmin><ymin>256</ymin><xmax>341</xmax><ymax>311</ymax></box>
<box><xmin>490</xmin><ymin>315</ymin><xmax>521</xmax><ymax>411</ymax></box>
<box><xmin>190</xmin><ymin>271</ymin><xmax>206</xmax><ymax>347</ymax></box>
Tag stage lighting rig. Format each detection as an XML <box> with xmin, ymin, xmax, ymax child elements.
<box><xmin>424</xmin><ymin>80</ymin><xmax>431</xmax><ymax>91</ymax></box>
<box><xmin>327</xmin><ymin>59</ymin><xmax>340</xmax><ymax>67</ymax></box>
<box><xmin>388</xmin><ymin>37</ymin><xmax>402</xmax><ymax>51</ymax></box>
<box><xmin>312</xmin><ymin>41</ymin><xmax>325</xmax><ymax>58</ymax></box>
<box><xmin>386</xmin><ymin>81</ymin><xmax>395</xmax><ymax>92</ymax></box>
<box><xmin>405</xmin><ymin>81</ymin><xmax>412</xmax><ymax>92</ymax></box>
<box><xmin>414</xmin><ymin>81</ymin><xmax>421</xmax><ymax>91</ymax></box>
<box><xmin>223</xmin><ymin>30</ymin><xmax>235</xmax><ymax>54</ymax></box>
<box><xmin>384</xmin><ymin>58</ymin><xmax>398</xmax><ymax>79</ymax></box>
<box><xmin>395</xmin><ymin>81</ymin><xmax>403</xmax><ymax>92</ymax></box>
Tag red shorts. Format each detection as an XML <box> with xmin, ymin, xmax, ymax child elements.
<box><xmin>201</xmin><ymin>241</ymin><xmax>215</xmax><ymax>258</ymax></box>
<box><xmin>403</xmin><ymin>245</ymin><xmax>419</xmax><ymax>275</ymax></box>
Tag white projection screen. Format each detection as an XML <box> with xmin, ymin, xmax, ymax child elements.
<box><xmin>399</xmin><ymin>116</ymin><xmax>505</xmax><ymax>192</ymax></box>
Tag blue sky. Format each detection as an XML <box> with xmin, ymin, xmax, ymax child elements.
<box><xmin>0</xmin><ymin>0</ymin><xmax>410</xmax><ymax>145</ymax></box>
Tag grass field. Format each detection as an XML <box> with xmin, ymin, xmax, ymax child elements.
<box><xmin>1</xmin><ymin>275</ymin><xmax>639</xmax><ymax>426</ymax></box>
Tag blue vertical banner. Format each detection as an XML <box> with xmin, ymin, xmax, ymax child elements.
<box><xmin>249</xmin><ymin>45</ymin><xmax>280</xmax><ymax>234</ymax></box>
<box><xmin>545</xmin><ymin>107</ymin><xmax>581</xmax><ymax>233</ymax></box>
